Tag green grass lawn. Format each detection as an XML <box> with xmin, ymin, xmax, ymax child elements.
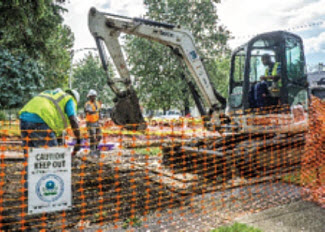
<box><xmin>133</xmin><ymin>147</ymin><xmax>162</xmax><ymax>156</ymax></box>
<box><xmin>211</xmin><ymin>222</ymin><xmax>262</xmax><ymax>232</ymax></box>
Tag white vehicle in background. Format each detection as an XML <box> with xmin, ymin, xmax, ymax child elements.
<box><xmin>160</xmin><ymin>110</ymin><xmax>182</xmax><ymax>120</ymax></box>
<box><xmin>148</xmin><ymin>110</ymin><xmax>183</xmax><ymax>126</ymax></box>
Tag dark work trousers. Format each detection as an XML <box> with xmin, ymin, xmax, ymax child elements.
<box><xmin>87</xmin><ymin>122</ymin><xmax>102</xmax><ymax>152</ymax></box>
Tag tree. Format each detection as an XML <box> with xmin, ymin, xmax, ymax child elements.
<box><xmin>72</xmin><ymin>53</ymin><xmax>115</xmax><ymax>109</ymax></box>
<box><xmin>129</xmin><ymin>39</ymin><xmax>186</xmax><ymax>113</ymax></box>
<box><xmin>211</xmin><ymin>55</ymin><xmax>231</xmax><ymax>98</ymax></box>
<box><xmin>0</xmin><ymin>48</ymin><xmax>44</xmax><ymax>108</ymax></box>
<box><xmin>42</xmin><ymin>25</ymin><xmax>74</xmax><ymax>89</ymax></box>
<box><xmin>0</xmin><ymin>0</ymin><xmax>74</xmax><ymax>89</ymax></box>
<box><xmin>125</xmin><ymin>0</ymin><xmax>230</xmax><ymax>113</ymax></box>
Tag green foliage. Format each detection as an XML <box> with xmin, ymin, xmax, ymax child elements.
<box><xmin>0</xmin><ymin>111</ymin><xmax>6</xmax><ymax>121</ymax></box>
<box><xmin>211</xmin><ymin>55</ymin><xmax>231</xmax><ymax>98</ymax></box>
<box><xmin>0</xmin><ymin>48</ymin><xmax>44</xmax><ymax>108</ymax></box>
<box><xmin>0</xmin><ymin>0</ymin><xmax>68</xmax><ymax>58</ymax></box>
<box><xmin>211</xmin><ymin>222</ymin><xmax>263</xmax><ymax>232</ymax></box>
<box><xmin>126</xmin><ymin>0</ymin><xmax>230</xmax><ymax>113</ymax></box>
<box><xmin>127</xmin><ymin>39</ymin><xmax>186</xmax><ymax>112</ymax></box>
<box><xmin>134</xmin><ymin>147</ymin><xmax>161</xmax><ymax>156</ymax></box>
<box><xmin>41</xmin><ymin>24</ymin><xmax>74</xmax><ymax>89</ymax></box>
<box><xmin>0</xmin><ymin>0</ymin><xmax>74</xmax><ymax>89</ymax></box>
<box><xmin>72</xmin><ymin>53</ymin><xmax>115</xmax><ymax>108</ymax></box>
<box><xmin>122</xmin><ymin>217</ymin><xmax>142</xmax><ymax>229</ymax></box>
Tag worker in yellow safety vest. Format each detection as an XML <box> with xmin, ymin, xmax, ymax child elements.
<box><xmin>260</xmin><ymin>54</ymin><xmax>282</xmax><ymax>104</ymax></box>
<box><xmin>84</xmin><ymin>89</ymin><xmax>102</xmax><ymax>157</ymax></box>
<box><xmin>19</xmin><ymin>88</ymin><xmax>82</xmax><ymax>154</ymax></box>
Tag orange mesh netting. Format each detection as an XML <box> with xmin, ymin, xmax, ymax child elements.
<box><xmin>0</xmin><ymin>103</ymin><xmax>323</xmax><ymax>231</ymax></box>
<box><xmin>302</xmin><ymin>97</ymin><xmax>325</xmax><ymax>207</ymax></box>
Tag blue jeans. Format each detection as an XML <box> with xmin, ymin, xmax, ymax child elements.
<box><xmin>20</xmin><ymin>120</ymin><xmax>58</xmax><ymax>148</ymax></box>
<box><xmin>20</xmin><ymin>120</ymin><xmax>58</xmax><ymax>192</ymax></box>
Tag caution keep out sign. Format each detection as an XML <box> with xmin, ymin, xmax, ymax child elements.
<box><xmin>28</xmin><ymin>147</ymin><xmax>72</xmax><ymax>215</ymax></box>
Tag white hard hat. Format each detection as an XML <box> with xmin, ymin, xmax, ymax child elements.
<box><xmin>66</xmin><ymin>89</ymin><xmax>80</xmax><ymax>103</ymax></box>
<box><xmin>71</xmin><ymin>89</ymin><xmax>80</xmax><ymax>103</ymax></box>
<box><xmin>87</xmin><ymin>89</ymin><xmax>97</xmax><ymax>97</ymax></box>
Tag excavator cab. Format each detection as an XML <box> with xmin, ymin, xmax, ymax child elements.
<box><xmin>225</xmin><ymin>31</ymin><xmax>309</xmax><ymax>133</ymax></box>
<box><xmin>228</xmin><ymin>31</ymin><xmax>308</xmax><ymax>113</ymax></box>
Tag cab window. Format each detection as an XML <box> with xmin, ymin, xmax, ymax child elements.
<box><xmin>229</xmin><ymin>49</ymin><xmax>245</xmax><ymax>108</ymax></box>
<box><xmin>249</xmin><ymin>49</ymin><xmax>275</xmax><ymax>83</ymax></box>
<box><xmin>286</xmin><ymin>37</ymin><xmax>305</xmax><ymax>81</ymax></box>
<box><xmin>233</xmin><ymin>50</ymin><xmax>245</xmax><ymax>82</ymax></box>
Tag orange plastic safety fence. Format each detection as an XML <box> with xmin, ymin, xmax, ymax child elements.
<box><xmin>0</xmin><ymin>103</ymin><xmax>320</xmax><ymax>231</ymax></box>
<box><xmin>301</xmin><ymin>97</ymin><xmax>325</xmax><ymax>207</ymax></box>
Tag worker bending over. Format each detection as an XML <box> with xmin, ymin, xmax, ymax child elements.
<box><xmin>84</xmin><ymin>89</ymin><xmax>102</xmax><ymax>157</ymax></box>
<box><xmin>19</xmin><ymin>88</ymin><xmax>81</xmax><ymax>153</ymax></box>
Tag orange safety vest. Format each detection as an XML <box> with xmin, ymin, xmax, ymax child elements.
<box><xmin>85</xmin><ymin>101</ymin><xmax>101</xmax><ymax>123</ymax></box>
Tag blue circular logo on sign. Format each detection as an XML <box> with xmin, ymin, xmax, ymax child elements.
<box><xmin>46</xmin><ymin>180</ymin><xmax>55</xmax><ymax>190</ymax></box>
<box><xmin>36</xmin><ymin>174</ymin><xmax>64</xmax><ymax>203</ymax></box>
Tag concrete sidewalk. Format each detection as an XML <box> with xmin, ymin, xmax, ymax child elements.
<box><xmin>235</xmin><ymin>200</ymin><xmax>325</xmax><ymax>232</ymax></box>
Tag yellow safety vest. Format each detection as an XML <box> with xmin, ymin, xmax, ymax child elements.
<box><xmin>19</xmin><ymin>90</ymin><xmax>77</xmax><ymax>136</ymax></box>
<box><xmin>265</xmin><ymin>62</ymin><xmax>282</xmax><ymax>87</ymax></box>
<box><xmin>265</xmin><ymin>62</ymin><xmax>282</xmax><ymax>97</ymax></box>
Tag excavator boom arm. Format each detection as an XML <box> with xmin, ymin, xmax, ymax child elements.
<box><xmin>88</xmin><ymin>7</ymin><xmax>226</xmax><ymax>121</ymax></box>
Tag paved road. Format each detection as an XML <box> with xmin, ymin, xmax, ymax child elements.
<box><xmin>235</xmin><ymin>200</ymin><xmax>325</xmax><ymax>232</ymax></box>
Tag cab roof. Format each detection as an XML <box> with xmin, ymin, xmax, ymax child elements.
<box><xmin>232</xmin><ymin>30</ymin><xmax>302</xmax><ymax>55</ymax></box>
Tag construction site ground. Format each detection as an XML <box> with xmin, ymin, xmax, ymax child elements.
<box><xmin>1</xmin><ymin>121</ymin><xmax>324</xmax><ymax>231</ymax></box>
<box><xmin>78</xmin><ymin>183</ymin><xmax>324</xmax><ymax>232</ymax></box>
<box><xmin>235</xmin><ymin>200</ymin><xmax>325</xmax><ymax>232</ymax></box>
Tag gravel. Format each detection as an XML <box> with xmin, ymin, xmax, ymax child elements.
<box><xmin>78</xmin><ymin>183</ymin><xmax>302</xmax><ymax>232</ymax></box>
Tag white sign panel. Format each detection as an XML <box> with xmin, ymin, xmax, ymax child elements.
<box><xmin>28</xmin><ymin>147</ymin><xmax>72</xmax><ymax>214</ymax></box>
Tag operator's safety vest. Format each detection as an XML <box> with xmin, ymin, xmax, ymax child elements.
<box><xmin>265</xmin><ymin>62</ymin><xmax>282</xmax><ymax>97</ymax></box>
<box><xmin>19</xmin><ymin>90</ymin><xmax>77</xmax><ymax>136</ymax></box>
<box><xmin>85</xmin><ymin>101</ymin><xmax>101</xmax><ymax>123</ymax></box>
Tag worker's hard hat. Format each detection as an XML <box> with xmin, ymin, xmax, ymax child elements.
<box><xmin>66</xmin><ymin>89</ymin><xmax>80</xmax><ymax>103</ymax></box>
<box><xmin>87</xmin><ymin>89</ymin><xmax>97</xmax><ymax>97</ymax></box>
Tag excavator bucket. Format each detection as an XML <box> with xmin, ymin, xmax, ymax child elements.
<box><xmin>110</xmin><ymin>88</ymin><xmax>147</xmax><ymax>130</ymax></box>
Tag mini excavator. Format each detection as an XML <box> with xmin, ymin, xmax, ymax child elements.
<box><xmin>88</xmin><ymin>7</ymin><xmax>309</xmax><ymax>134</ymax></box>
